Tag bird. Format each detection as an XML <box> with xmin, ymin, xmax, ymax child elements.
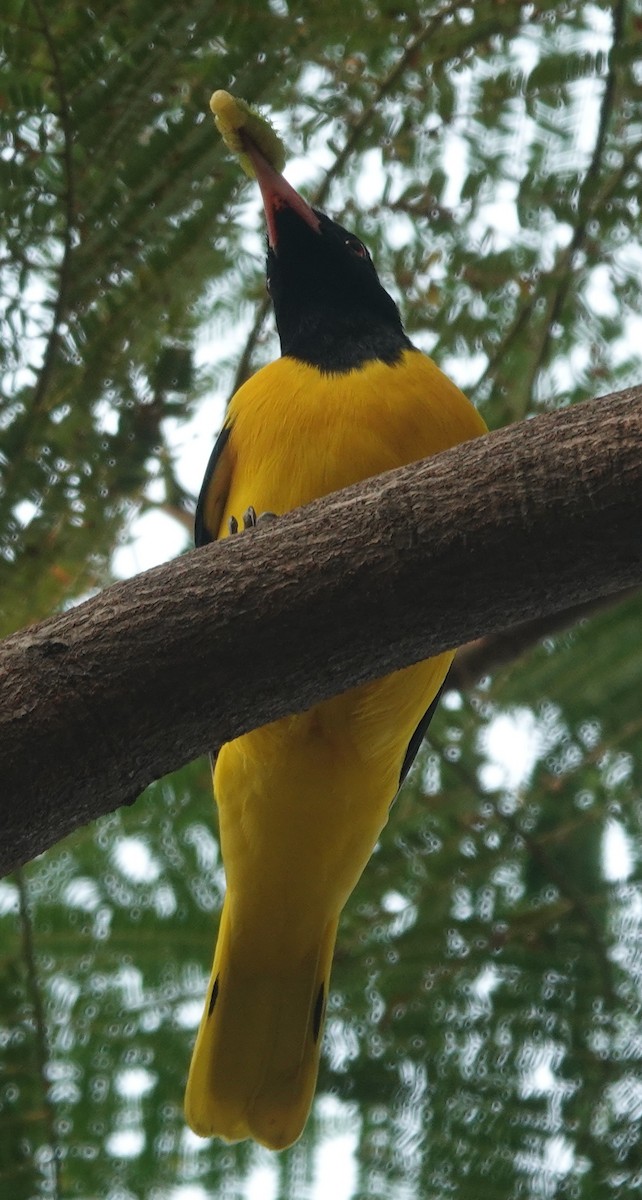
<box><xmin>184</xmin><ymin>133</ymin><xmax>487</xmax><ymax>1151</ymax></box>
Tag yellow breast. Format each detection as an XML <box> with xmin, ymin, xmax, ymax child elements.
<box><xmin>217</xmin><ymin>348</ymin><xmax>486</xmax><ymax>530</ymax></box>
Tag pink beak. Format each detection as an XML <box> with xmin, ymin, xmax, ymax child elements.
<box><xmin>242</xmin><ymin>135</ymin><xmax>321</xmax><ymax>248</ymax></box>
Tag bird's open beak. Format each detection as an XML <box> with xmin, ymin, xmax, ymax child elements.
<box><xmin>242</xmin><ymin>134</ymin><xmax>321</xmax><ymax>249</ymax></box>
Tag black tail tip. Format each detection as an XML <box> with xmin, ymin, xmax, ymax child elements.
<box><xmin>207</xmin><ymin>975</ymin><xmax>220</xmax><ymax>1018</ymax></box>
<box><xmin>312</xmin><ymin>982</ymin><xmax>325</xmax><ymax>1043</ymax></box>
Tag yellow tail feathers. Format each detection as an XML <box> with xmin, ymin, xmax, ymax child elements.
<box><xmin>185</xmin><ymin>897</ymin><xmax>340</xmax><ymax>1151</ymax></box>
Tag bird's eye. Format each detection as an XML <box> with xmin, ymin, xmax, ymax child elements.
<box><xmin>346</xmin><ymin>238</ymin><xmax>368</xmax><ymax>259</ymax></box>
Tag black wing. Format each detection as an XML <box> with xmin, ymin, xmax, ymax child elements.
<box><xmin>397</xmin><ymin>675</ymin><xmax>448</xmax><ymax>790</ymax></box>
<box><xmin>194</xmin><ymin>423</ymin><xmax>233</xmax><ymax>547</ymax></box>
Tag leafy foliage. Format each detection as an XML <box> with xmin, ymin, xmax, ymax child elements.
<box><xmin>1</xmin><ymin>0</ymin><xmax>642</xmax><ymax>1197</ymax></box>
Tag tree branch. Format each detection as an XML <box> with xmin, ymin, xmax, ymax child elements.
<box><xmin>449</xmin><ymin>586</ymin><xmax>640</xmax><ymax>691</ymax></box>
<box><xmin>1</xmin><ymin>385</ymin><xmax>640</xmax><ymax>876</ymax></box>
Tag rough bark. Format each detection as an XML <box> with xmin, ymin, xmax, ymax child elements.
<box><xmin>1</xmin><ymin>386</ymin><xmax>641</xmax><ymax>876</ymax></box>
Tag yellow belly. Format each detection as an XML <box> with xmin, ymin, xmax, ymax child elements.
<box><xmin>215</xmin><ymin>346</ymin><xmax>487</xmax><ymax>893</ymax></box>
<box><xmin>214</xmin><ymin>651</ymin><xmax>450</xmax><ymax>962</ymax></box>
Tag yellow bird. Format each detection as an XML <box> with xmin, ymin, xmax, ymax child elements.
<box><xmin>185</xmin><ymin>134</ymin><xmax>487</xmax><ymax>1151</ymax></box>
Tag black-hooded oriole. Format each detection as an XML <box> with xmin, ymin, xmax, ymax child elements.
<box><xmin>184</xmin><ymin>130</ymin><xmax>487</xmax><ymax>1151</ymax></box>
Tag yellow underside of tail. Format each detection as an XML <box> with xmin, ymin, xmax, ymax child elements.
<box><xmin>185</xmin><ymin>896</ymin><xmax>340</xmax><ymax>1149</ymax></box>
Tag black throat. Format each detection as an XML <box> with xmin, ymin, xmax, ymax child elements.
<box><xmin>267</xmin><ymin>208</ymin><xmax>413</xmax><ymax>374</ymax></box>
<box><xmin>281</xmin><ymin>316</ymin><xmax>412</xmax><ymax>373</ymax></box>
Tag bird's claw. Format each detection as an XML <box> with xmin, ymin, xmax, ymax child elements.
<box><xmin>228</xmin><ymin>508</ymin><xmax>278</xmax><ymax>536</ymax></box>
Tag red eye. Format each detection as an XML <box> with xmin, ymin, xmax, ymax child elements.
<box><xmin>346</xmin><ymin>238</ymin><xmax>368</xmax><ymax>259</ymax></box>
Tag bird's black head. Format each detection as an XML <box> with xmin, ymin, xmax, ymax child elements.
<box><xmin>247</xmin><ymin>141</ymin><xmax>411</xmax><ymax>373</ymax></box>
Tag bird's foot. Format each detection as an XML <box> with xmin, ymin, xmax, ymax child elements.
<box><xmin>228</xmin><ymin>507</ymin><xmax>278</xmax><ymax>535</ymax></box>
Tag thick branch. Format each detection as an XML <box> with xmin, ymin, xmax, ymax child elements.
<box><xmin>1</xmin><ymin>386</ymin><xmax>641</xmax><ymax>875</ymax></box>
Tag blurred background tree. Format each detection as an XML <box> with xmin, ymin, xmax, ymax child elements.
<box><xmin>2</xmin><ymin>0</ymin><xmax>642</xmax><ymax>1196</ymax></box>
